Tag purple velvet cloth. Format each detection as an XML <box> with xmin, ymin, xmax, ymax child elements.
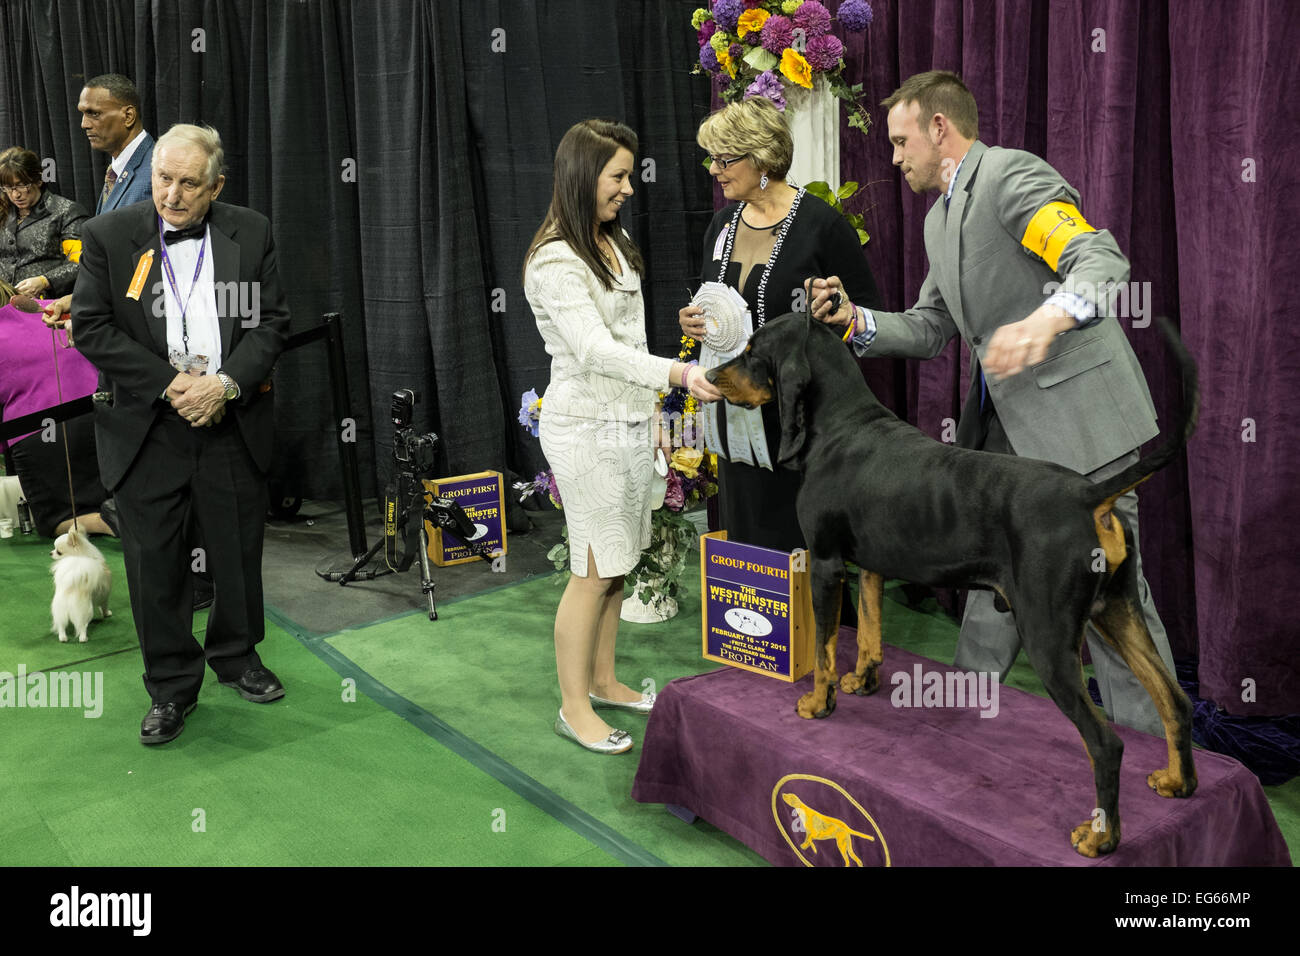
<box><xmin>631</xmin><ymin>630</ymin><xmax>1290</xmax><ymax>866</ymax></box>
<box><xmin>0</xmin><ymin>301</ymin><xmax>98</xmax><ymax>448</ymax></box>
<box><xmin>830</xmin><ymin>1</ymin><xmax>1299</xmax><ymax>715</ymax></box>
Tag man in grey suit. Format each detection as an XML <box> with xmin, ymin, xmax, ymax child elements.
<box><xmin>78</xmin><ymin>73</ymin><xmax>155</xmax><ymax>215</ymax></box>
<box><xmin>813</xmin><ymin>70</ymin><xmax>1175</xmax><ymax>736</ymax></box>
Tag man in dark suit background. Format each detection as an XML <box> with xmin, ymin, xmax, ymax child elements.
<box><xmin>72</xmin><ymin>123</ymin><xmax>289</xmax><ymax>744</ymax></box>
<box><xmin>78</xmin><ymin>74</ymin><xmax>155</xmax><ymax>215</ymax></box>
<box><xmin>813</xmin><ymin>71</ymin><xmax>1175</xmax><ymax>737</ymax></box>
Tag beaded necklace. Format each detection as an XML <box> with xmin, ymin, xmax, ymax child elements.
<box><xmin>714</xmin><ymin>187</ymin><xmax>805</xmax><ymax>328</ymax></box>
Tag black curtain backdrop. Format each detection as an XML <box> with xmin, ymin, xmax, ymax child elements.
<box><xmin>0</xmin><ymin>0</ymin><xmax>712</xmax><ymax>498</ymax></box>
<box><xmin>2</xmin><ymin>0</ymin><xmax>1295</xmax><ymax>715</ymax></box>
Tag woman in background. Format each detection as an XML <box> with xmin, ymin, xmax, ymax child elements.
<box><xmin>524</xmin><ymin>119</ymin><xmax>719</xmax><ymax>754</ymax></box>
<box><xmin>0</xmin><ymin>147</ymin><xmax>89</xmax><ymax>298</ymax></box>
<box><xmin>680</xmin><ymin>97</ymin><xmax>879</xmax><ymax>552</ymax></box>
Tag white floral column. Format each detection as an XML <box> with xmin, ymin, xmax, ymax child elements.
<box><xmin>784</xmin><ymin>77</ymin><xmax>840</xmax><ymax>192</ymax></box>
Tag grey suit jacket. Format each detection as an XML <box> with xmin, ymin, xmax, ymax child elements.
<box><xmin>863</xmin><ymin>141</ymin><xmax>1157</xmax><ymax>475</ymax></box>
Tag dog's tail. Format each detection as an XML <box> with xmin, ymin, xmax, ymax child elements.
<box><xmin>1089</xmin><ymin>317</ymin><xmax>1199</xmax><ymax>510</ymax></box>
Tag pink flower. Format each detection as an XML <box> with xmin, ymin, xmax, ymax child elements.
<box><xmin>760</xmin><ymin>14</ymin><xmax>794</xmax><ymax>55</ymax></box>
<box><xmin>663</xmin><ymin>471</ymin><xmax>685</xmax><ymax>511</ymax></box>
<box><xmin>804</xmin><ymin>33</ymin><xmax>843</xmax><ymax>71</ymax></box>
<box><xmin>793</xmin><ymin>0</ymin><xmax>832</xmax><ymax>37</ymax></box>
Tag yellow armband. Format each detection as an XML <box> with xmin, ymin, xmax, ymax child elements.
<box><xmin>62</xmin><ymin>238</ymin><xmax>83</xmax><ymax>263</ymax></box>
<box><xmin>1020</xmin><ymin>201</ymin><xmax>1095</xmax><ymax>272</ymax></box>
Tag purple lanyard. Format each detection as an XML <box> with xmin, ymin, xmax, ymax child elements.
<box><xmin>157</xmin><ymin>215</ymin><xmax>208</xmax><ymax>353</ymax></box>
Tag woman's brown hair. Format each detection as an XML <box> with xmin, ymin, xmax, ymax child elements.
<box><xmin>0</xmin><ymin>147</ymin><xmax>43</xmax><ymax>228</ymax></box>
<box><xmin>524</xmin><ymin>119</ymin><xmax>644</xmax><ymax>291</ymax></box>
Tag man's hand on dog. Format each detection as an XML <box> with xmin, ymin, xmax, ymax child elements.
<box><xmin>807</xmin><ymin>277</ymin><xmax>855</xmax><ymax>327</ymax></box>
<box><xmin>983</xmin><ymin>304</ymin><xmax>1075</xmax><ymax>378</ymax></box>
<box><xmin>168</xmin><ymin>373</ymin><xmax>227</xmax><ymax>427</ymax></box>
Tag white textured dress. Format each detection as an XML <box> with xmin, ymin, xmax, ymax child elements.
<box><xmin>524</xmin><ymin>238</ymin><xmax>675</xmax><ymax>578</ymax></box>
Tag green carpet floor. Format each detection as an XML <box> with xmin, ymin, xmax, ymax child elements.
<box><xmin>0</xmin><ymin>532</ymin><xmax>617</xmax><ymax>866</ymax></box>
<box><xmin>3</xmin><ymin>528</ymin><xmax>1294</xmax><ymax>866</ymax></box>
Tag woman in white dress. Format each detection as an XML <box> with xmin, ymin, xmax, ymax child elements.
<box><xmin>524</xmin><ymin>120</ymin><xmax>719</xmax><ymax>754</ymax></box>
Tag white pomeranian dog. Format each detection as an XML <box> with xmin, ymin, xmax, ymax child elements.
<box><xmin>49</xmin><ymin>528</ymin><xmax>112</xmax><ymax>643</ymax></box>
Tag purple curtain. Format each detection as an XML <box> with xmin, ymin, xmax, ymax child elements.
<box><xmin>836</xmin><ymin>0</ymin><xmax>1299</xmax><ymax>715</ymax></box>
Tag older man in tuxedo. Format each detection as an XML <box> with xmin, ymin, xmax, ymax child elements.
<box><xmin>72</xmin><ymin>123</ymin><xmax>289</xmax><ymax>744</ymax></box>
<box><xmin>813</xmin><ymin>71</ymin><xmax>1176</xmax><ymax>737</ymax></box>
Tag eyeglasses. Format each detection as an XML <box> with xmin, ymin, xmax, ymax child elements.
<box><xmin>708</xmin><ymin>154</ymin><xmax>750</xmax><ymax>170</ymax></box>
<box><xmin>2</xmin><ymin>183</ymin><xmax>38</xmax><ymax>195</ymax></box>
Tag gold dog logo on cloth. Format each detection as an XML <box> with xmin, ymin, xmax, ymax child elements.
<box><xmin>772</xmin><ymin>773</ymin><xmax>890</xmax><ymax>867</ymax></box>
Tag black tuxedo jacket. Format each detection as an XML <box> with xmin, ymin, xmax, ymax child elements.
<box><xmin>72</xmin><ymin>200</ymin><xmax>290</xmax><ymax>489</ymax></box>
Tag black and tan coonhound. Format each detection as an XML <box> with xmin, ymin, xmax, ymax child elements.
<box><xmin>707</xmin><ymin>313</ymin><xmax>1199</xmax><ymax>857</ymax></box>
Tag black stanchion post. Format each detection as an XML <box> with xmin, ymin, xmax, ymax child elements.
<box><xmin>324</xmin><ymin>312</ymin><xmax>368</xmax><ymax>559</ymax></box>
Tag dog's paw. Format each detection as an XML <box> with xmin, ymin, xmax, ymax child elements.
<box><xmin>57</xmin><ymin>634</ymin><xmax>68</xmax><ymax>643</ymax></box>
<box><xmin>78</xmin><ymin>634</ymin><xmax>88</xmax><ymax>643</ymax></box>
<box><xmin>840</xmin><ymin>664</ymin><xmax>880</xmax><ymax>696</ymax></box>
<box><xmin>1148</xmin><ymin>768</ymin><xmax>1196</xmax><ymax>798</ymax></box>
<box><xmin>1070</xmin><ymin>820</ymin><xmax>1118</xmax><ymax>857</ymax></box>
<box><xmin>796</xmin><ymin>691</ymin><xmax>819</xmax><ymax>719</ymax></box>
<box><xmin>797</xmin><ymin>687</ymin><xmax>836</xmax><ymax>719</ymax></box>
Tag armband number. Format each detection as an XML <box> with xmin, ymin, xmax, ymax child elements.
<box><xmin>1020</xmin><ymin>201</ymin><xmax>1095</xmax><ymax>272</ymax></box>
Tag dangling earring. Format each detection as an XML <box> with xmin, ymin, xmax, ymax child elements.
<box><xmin>759</xmin><ymin>172</ymin><xmax>769</xmax><ymax>190</ymax></box>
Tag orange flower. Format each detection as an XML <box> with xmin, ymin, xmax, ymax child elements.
<box><xmin>737</xmin><ymin>8</ymin><xmax>770</xmax><ymax>38</ymax></box>
<box><xmin>780</xmin><ymin>48</ymin><xmax>813</xmax><ymax>89</ymax></box>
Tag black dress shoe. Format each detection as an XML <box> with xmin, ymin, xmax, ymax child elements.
<box><xmin>100</xmin><ymin>498</ymin><xmax>121</xmax><ymax>537</ymax></box>
<box><xmin>219</xmin><ymin>666</ymin><xmax>285</xmax><ymax>703</ymax></box>
<box><xmin>192</xmin><ymin>578</ymin><xmax>214</xmax><ymax>611</ymax></box>
<box><xmin>140</xmin><ymin>701</ymin><xmax>197</xmax><ymax>745</ymax></box>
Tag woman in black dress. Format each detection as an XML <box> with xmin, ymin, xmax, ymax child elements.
<box><xmin>680</xmin><ymin>97</ymin><xmax>879</xmax><ymax>552</ymax></box>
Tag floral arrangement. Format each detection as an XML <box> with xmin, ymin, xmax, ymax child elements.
<box><xmin>517</xmin><ymin>388</ymin><xmax>717</xmax><ymax>615</ymax></box>
<box><xmin>692</xmin><ymin>0</ymin><xmax>874</xmax><ymax>132</ymax></box>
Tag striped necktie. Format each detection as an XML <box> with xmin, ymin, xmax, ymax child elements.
<box><xmin>100</xmin><ymin>167</ymin><xmax>118</xmax><ymax>208</ymax></box>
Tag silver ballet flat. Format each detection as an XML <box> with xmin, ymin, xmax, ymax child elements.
<box><xmin>555</xmin><ymin>709</ymin><xmax>633</xmax><ymax>754</ymax></box>
<box><xmin>589</xmin><ymin>690</ymin><xmax>656</xmax><ymax>714</ymax></box>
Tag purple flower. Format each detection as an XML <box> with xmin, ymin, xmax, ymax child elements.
<box><xmin>542</xmin><ymin>470</ymin><xmax>563</xmax><ymax>509</ymax></box>
<box><xmin>793</xmin><ymin>0</ymin><xmax>832</xmax><ymax>37</ymax></box>
<box><xmin>744</xmin><ymin>71</ymin><xmax>787</xmax><ymax>111</ymax></box>
<box><xmin>518</xmin><ymin>388</ymin><xmax>541</xmax><ymax>437</ymax></box>
<box><xmin>760</xmin><ymin>14</ymin><xmax>794</xmax><ymax>55</ymax></box>
<box><xmin>728</xmin><ymin>42</ymin><xmax>743</xmax><ymax>64</ymax></box>
<box><xmin>804</xmin><ymin>33</ymin><xmax>843</xmax><ymax>71</ymax></box>
<box><xmin>699</xmin><ymin>42</ymin><xmax>720</xmax><ymax>72</ymax></box>
<box><xmin>743</xmin><ymin>27</ymin><xmax>761</xmax><ymax>45</ymax></box>
<box><xmin>663</xmin><ymin>471</ymin><xmax>685</xmax><ymax>511</ymax></box>
<box><xmin>837</xmin><ymin>0</ymin><xmax>873</xmax><ymax>32</ymax></box>
<box><xmin>712</xmin><ymin>0</ymin><xmax>744</xmax><ymax>33</ymax></box>
<box><xmin>698</xmin><ymin>19</ymin><xmax>717</xmax><ymax>47</ymax></box>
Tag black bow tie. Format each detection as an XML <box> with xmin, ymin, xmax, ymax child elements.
<box><xmin>163</xmin><ymin>223</ymin><xmax>206</xmax><ymax>244</ymax></box>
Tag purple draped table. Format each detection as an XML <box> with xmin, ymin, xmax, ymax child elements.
<box><xmin>631</xmin><ymin>629</ymin><xmax>1290</xmax><ymax>866</ymax></box>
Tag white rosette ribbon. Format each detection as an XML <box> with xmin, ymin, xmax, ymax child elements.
<box><xmin>691</xmin><ymin>282</ymin><xmax>772</xmax><ymax>470</ymax></box>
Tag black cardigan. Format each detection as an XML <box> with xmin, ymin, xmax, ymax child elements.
<box><xmin>698</xmin><ymin>190</ymin><xmax>880</xmax><ymax>552</ymax></box>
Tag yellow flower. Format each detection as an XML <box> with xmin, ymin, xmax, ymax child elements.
<box><xmin>737</xmin><ymin>9</ymin><xmax>770</xmax><ymax>38</ymax></box>
<box><xmin>671</xmin><ymin>447</ymin><xmax>705</xmax><ymax>479</ymax></box>
<box><xmin>780</xmin><ymin>48</ymin><xmax>813</xmax><ymax>89</ymax></box>
<box><xmin>782</xmin><ymin>0</ymin><xmax>804</xmax><ymax>14</ymax></box>
<box><xmin>717</xmin><ymin>46</ymin><xmax>737</xmax><ymax>78</ymax></box>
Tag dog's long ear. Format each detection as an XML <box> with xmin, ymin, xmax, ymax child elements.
<box><xmin>776</xmin><ymin>322</ymin><xmax>812</xmax><ymax>468</ymax></box>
